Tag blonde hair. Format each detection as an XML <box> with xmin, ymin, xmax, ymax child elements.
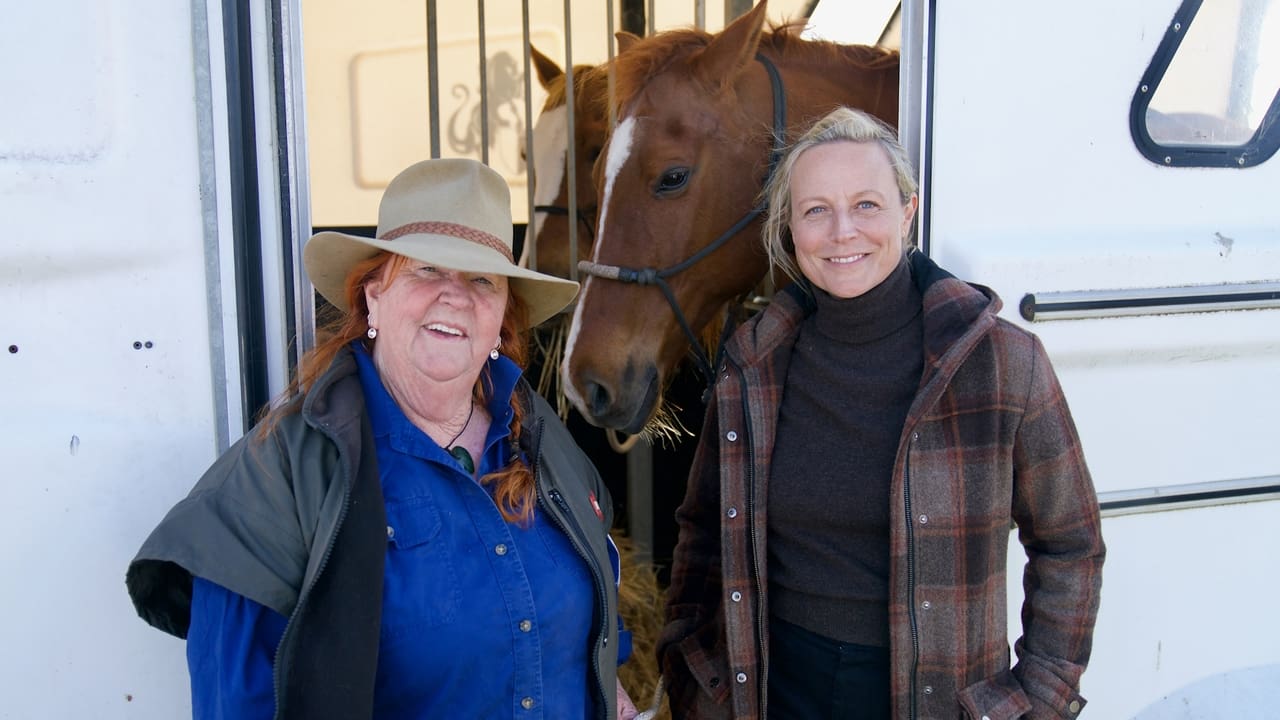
<box><xmin>258</xmin><ymin>251</ymin><xmax>539</xmax><ymax>524</ymax></box>
<box><xmin>760</xmin><ymin>107</ymin><xmax>918</xmax><ymax>284</ymax></box>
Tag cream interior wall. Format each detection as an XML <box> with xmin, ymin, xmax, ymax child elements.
<box><xmin>302</xmin><ymin>0</ymin><xmax>810</xmax><ymax>227</ymax></box>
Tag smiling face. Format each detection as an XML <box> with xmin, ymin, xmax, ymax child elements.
<box><xmin>788</xmin><ymin>141</ymin><xmax>918</xmax><ymax>298</ymax></box>
<box><xmin>365</xmin><ymin>260</ymin><xmax>509</xmax><ymax>394</ymax></box>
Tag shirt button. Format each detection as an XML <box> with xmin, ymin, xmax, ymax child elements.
<box><xmin>727</xmin><ymin>507</ymin><xmax>738</xmax><ymax>519</ymax></box>
<box><xmin>519</xmin><ymin>619</ymin><xmax>532</xmax><ymax>632</ymax></box>
<box><xmin>731</xmin><ymin>591</ymin><xmax>742</xmax><ymax>602</ymax></box>
<box><xmin>521</xmin><ymin>697</ymin><xmax>534</xmax><ymax>710</ymax></box>
<box><xmin>494</xmin><ymin>543</ymin><xmax>508</xmax><ymax>556</ymax></box>
<box><xmin>735</xmin><ymin>672</ymin><xmax>748</xmax><ymax>684</ymax></box>
<box><xmin>726</xmin><ymin>430</ymin><xmax>738</xmax><ymax>442</ymax></box>
<box><xmin>1068</xmin><ymin>700</ymin><xmax>1082</xmax><ymax>713</ymax></box>
<box><xmin>919</xmin><ymin>514</ymin><xmax>929</xmax><ymax>524</ymax></box>
<box><xmin>386</xmin><ymin>526</ymin><xmax>395</xmax><ymax>540</ymax></box>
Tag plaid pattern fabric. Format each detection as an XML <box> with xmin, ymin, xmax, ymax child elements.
<box><xmin>659</xmin><ymin>253</ymin><xmax>1104</xmax><ymax>720</ymax></box>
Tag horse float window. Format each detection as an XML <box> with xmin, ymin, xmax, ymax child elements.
<box><xmin>1130</xmin><ymin>0</ymin><xmax>1280</xmax><ymax>168</ymax></box>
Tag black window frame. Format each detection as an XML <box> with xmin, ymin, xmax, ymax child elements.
<box><xmin>1130</xmin><ymin>0</ymin><xmax>1280</xmax><ymax>168</ymax></box>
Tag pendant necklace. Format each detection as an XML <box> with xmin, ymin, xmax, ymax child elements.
<box><xmin>445</xmin><ymin>399</ymin><xmax>476</xmax><ymax>474</ymax></box>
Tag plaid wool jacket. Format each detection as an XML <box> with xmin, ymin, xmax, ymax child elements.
<box><xmin>659</xmin><ymin>251</ymin><xmax>1105</xmax><ymax>720</ymax></box>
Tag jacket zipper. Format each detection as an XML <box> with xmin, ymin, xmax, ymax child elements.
<box><xmin>531</xmin><ymin>417</ymin><xmax>610</xmax><ymax>720</ymax></box>
<box><xmin>273</xmin><ymin>421</ymin><xmax>355</xmax><ymax>719</ymax></box>
<box><xmin>903</xmin><ymin>431</ymin><xmax>919</xmax><ymax>720</ymax></box>
<box><xmin>734</xmin><ymin>362</ymin><xmax>768</xmax><ymax>718</ymax></box>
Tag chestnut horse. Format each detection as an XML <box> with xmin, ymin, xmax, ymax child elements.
<box><xmin>562</xmin><ymin>0</ymin><xmax>900</xmax><ymax>432</ymax></box>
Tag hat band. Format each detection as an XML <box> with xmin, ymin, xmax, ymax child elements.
<box><xmin>379</xmin><ymin>221</ymin><xmax>513</xmax><ymax>262</ymax></box>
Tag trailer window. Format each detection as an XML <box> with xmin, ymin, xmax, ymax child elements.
<box><xmin>1131</xmin><ymin>0</ymin><xmax>1280</xmax><ymax>167</ymax></box>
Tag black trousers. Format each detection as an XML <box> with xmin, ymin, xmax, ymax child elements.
<box><xmin>767</xmin><ymin>616</ymin><xmax>891</xmax><ymax>720</ymax></box>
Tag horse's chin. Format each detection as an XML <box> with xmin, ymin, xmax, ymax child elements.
<box><xmin>602</xmin><ymin>374</ymin><xmax>659</xmax><ymax>435</ymax></box>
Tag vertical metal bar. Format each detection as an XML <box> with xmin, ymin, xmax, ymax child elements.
<box><xmin>563</xmin><ymin>0</ymin><xmax>578</xmax><ymax>281</ymax></box>
<box><xmin>695</xmin><ymin>0</ymin><xmax>706</xmax><ymax>30</ymax></box>
<box><xmin>647</xmin><ymin>0</ymin><xmax>655</xmax><ymax>35</ymax></box>
<box><xmin>426</xmin><ymin>0</ymin><xmax>441</xmax><ymax>158</ymax></box>
<box><xmin>478</xmin><ymin>0</ymin><xmax>490</xmax><ymax>165</ymax></box>
<box><xmin>627</xmin><ymin>439</ymin><xmax>654</xmax><ymax>562</ymax></box>
<box><xmin>607</xmin><ymin>0</ymin><xmax>617</xmax><ymax>130</ymax></box>
<box><xmin>725</xmin><ymin>0</ymin><xmax>752</xmax><ymax>23</ymax></box>
<box><xmin>521</xmin><ymin>0</ymin><xmax>537</xmax><ymax>269</ymax></box>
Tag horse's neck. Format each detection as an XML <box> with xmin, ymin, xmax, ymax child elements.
<box><xmin>768</xmin><ymin>52</ymin><xmax>899</xmax><ymax>126</ymax></box>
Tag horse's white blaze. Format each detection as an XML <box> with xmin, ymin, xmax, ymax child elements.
<box><xmin>521</xmin><ymin>105</ymin><xmax>569</xmax><ymax>268</ymax></box>
<box><xmin>562</xmin><ymin>114</ymin><xmax>637</xmax><ymax>408</ymax></box>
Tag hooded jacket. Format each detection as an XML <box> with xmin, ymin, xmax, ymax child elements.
<box><xmin>659</xmin><ymin>251</ymin><xmax>1104</xmax><ymax>720</ymax></box>
<box><xmin>127</xmin><ymin>347</ymin><xmax>620</xmax><ymax>720</ymax></box>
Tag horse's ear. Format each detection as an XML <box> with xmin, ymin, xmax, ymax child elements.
<box><xmin>695</xmin><ymin>0</ymin><xmax>769</xmax><ymax>92</ymax></box>
<box><xmin>529</xmin><ymin>45</ymin><xmax>563</xmax><ymax>90</ymax></box>
<box><xmin>615</xmin><ymin>31</ymin><xmax>642</xmax><ymax>55</ymax></box>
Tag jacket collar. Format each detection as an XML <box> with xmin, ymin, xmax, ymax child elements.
<box><xmin>726</xmin><ymin>250</ymin><xmax>1002</xmax><ymax>371</ymax></box>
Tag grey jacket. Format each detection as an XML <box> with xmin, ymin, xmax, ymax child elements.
<box><xmin>127</xmin><ymin>348</ymin><xmax>620</xmax><ymax>720</ymax></box>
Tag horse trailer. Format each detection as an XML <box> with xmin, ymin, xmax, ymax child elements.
<box><xmin>1</xmin><ymin>0</ymin><xmax>1276</xmax><ymax>717</ymax></box>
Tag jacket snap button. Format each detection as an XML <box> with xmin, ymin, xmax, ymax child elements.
<box><xmin>923</xmin><ymin>685</ymin><xmax>933</xmax><ymax>694</ymax></box>
<box><xmin>922</xmin><ymin>600</ymin><xmax>932</xmax><ymax>610</ymax></box>
<box><xmin>519</xmin><ymin>619</ymin><xmax>532</xmax><ymax>632</ymax></box>
<box><xmin>727</xmin><ymin>507</ymin><xmax>738</xmax><ymax>518</ymax></box>
<box><xmin>919</xmin><ymin>514</ymin><xmax>929</xmax><ymax>524</ymax></box>
<box><xmin>731</xmin><ymin>591</ymin><xmax>742</xmax><ymax>602</ymax></box>
<box><xmin>386</xmin><ymin>525</ymin><xmax>395</xmax><ymax>540</ymax></box>
<box><xmin>521</xmin><ymin>697</ymin><xmax>534</xmax><ymax>710</ymax></box>
<box><xmin>735</xmin><ymin>672</ymin><xmax>747</xmax><ymax>684</ymax></box>
<box><xmin>1069</xmin><ymin>700</ymin><xmax>1081</xmax><ymax>713</ymax></box>
<box><xmin>495</xmin><ymin>544</ymin><xmax>508</xmax><ymax>556</ymax></box>
<box><xmin>726</xmin><ymin>430</ymin><xmax>738</xmax><ymax>442</ymax></box>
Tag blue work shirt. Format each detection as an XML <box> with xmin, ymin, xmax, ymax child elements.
<box><xmin>187</xmin><ymin>344</ymin><xmax>602</xmax><ymax>719</ymax></box>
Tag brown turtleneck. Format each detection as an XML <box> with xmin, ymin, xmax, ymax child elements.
<box><xmin>767</xmin><ymin>257</ymin><xmax>924</xmax><ymax>647</ymax></box>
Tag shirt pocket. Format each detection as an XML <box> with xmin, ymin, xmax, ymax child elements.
<box><xmin>381</xmin><ymin>496</ymin><xmax>459</xmax><ymax>642</ymax></box>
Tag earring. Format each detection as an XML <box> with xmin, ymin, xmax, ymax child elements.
<box><xmin>367</xmin><ymin>327</ymin><xmax>378</xmax><ymax>340</ymax></box>
<box><xmin>490</xmin><ymin>347</ymin><xmax>500</xmax><ymax>361</ymax></box>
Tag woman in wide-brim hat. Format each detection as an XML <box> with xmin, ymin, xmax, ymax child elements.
<box><xmin>127</xmin><ymin>158</ymin><xmax>639</xmax><ymax>719</ymax></box>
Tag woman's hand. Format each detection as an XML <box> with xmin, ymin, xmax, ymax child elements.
<box><xmin>617</xmin><ymin>678</ymin><xmax>639</xmax><ymax>720</ymax></box>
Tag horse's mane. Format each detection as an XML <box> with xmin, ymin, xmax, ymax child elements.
<box><xmin>614</xmin><ymin>20</ymin><xmax>899</xmax><ymax>110</ymax></box>
<box><xmin>540</xmin><ymin>62</ymin><xmax>612</xmax><ymax>117</ymax></box>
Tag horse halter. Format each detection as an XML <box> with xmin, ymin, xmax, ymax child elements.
<box><xmin>577</xmin><ymin>53</ymin><xmax>788</xmax><ymax>392</ymax></box>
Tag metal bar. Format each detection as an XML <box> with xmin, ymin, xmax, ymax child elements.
<box><xmin>222</xmin><ymin>0</ymin><xmax>270</xmax><ymax>431</ymax></box>
<box><xmin>1020</xmin><ymin>281</ymin><xmax>1280</xmax><ymax>322</ymax></box>
<box><xmin>563</xmin><ymin>0</ymin><xmax>578</xmax><ymax>281</ymax></box>
<box><xmin>695</xmin><ymin>0</ymin><xmax>705</xmax><ymax>30</ymax></box>
<box><xmin>478</xmin><ymin>0</ymin><xmax>489</xmax><ymax>165</ymax></box>
<box><xmin>521</xmin><ymin>0</ymin><xmax>537</xmax><ymax>269</ymax></box>
<box><xmin>627</xmin><ymin>439</ymin><xmax>655</xmax><ymax>560</ymax></box>
<box><xmin>725</xmin><ymin>0</ymin><xmax>752</xmax><ymax>23</ymax></box>
<box><xmin>1099</xmin><ymin>476</ymin><xmax>1280</xmax><ymax>518</ymax></box>
<box><xmin>272</xmin><ymin>0</ymin><xmax>312</xmax><ymax>370</ymax></box>
<box><xmin>607</xmin><ymin>0</ymin><xmax>617</xmax><ymax>130</ymax></box>
<box><xmin>426</xmin><ymin>0</ymin><xmax>441</xmax><ymax>158</ymax></box>
<box><xmin>648</xmin><ymin>0</ymin><xmax>655</xmax><ymax>36</ymax></box>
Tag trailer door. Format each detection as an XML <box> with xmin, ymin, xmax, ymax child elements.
<box><xmin>911</xmin><ymin>0</ymin><xmax>1280</xmax><ymax>715</ymax></box>
<box><xmin>0</xmin><ymin>0</ymin><xmax>308</xmax><ymax>716</ymax></box>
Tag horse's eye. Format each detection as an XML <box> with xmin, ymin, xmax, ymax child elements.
<box><xmin>655</xmin><ymin>167</ymin><xmax>690</xmax><ymax>196</ymax></box>
<box><xmin>587</xmin><ymin>146</ymin><xmax>602</xmax><ymax>163</ymax></box>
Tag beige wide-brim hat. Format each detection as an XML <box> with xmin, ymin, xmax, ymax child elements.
<box><xmin>304</xmin><ymin>158</ymin><xmax>579</xmax><ymax>328</ymax></box>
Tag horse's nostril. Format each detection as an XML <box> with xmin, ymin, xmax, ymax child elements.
<box><xmin>586</xmin><ymin>381</ymin><xmax>613</xmax><ymax>418</ymax></box>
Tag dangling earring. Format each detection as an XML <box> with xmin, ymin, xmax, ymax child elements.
<box><xmin>490</xmin><ymin>346</ymin><xmax>500</xmax><ymax>361</ymax></box>
<box><xmin>367</xmin><ymin>327</ymin><xmax>378</xmax><ymax>340</ymax></box>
